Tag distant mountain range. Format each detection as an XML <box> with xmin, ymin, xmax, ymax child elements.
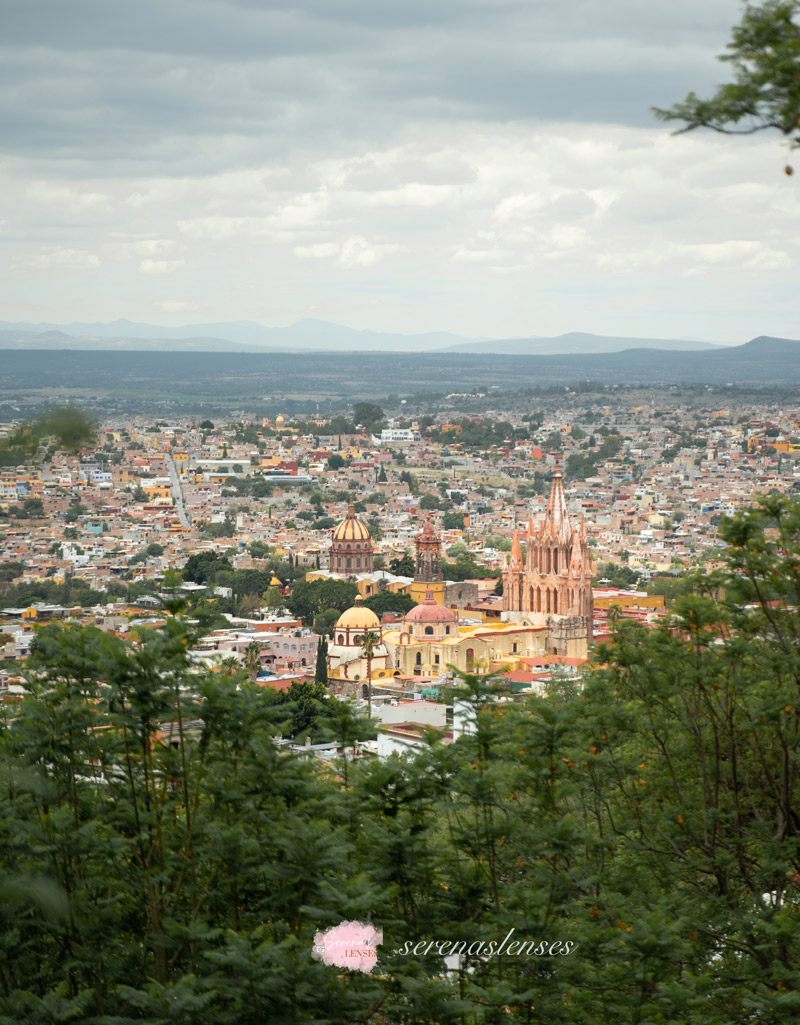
<box><xmin>2</xmin><ymin>336</ymin><xmax>800</xmax><ymax>398</ymax></box>
<box><xmin>0</xmin><ymin>318</ymin><xmax>729</xmax><ymax>354</ymax></box>
<box><xmin>444</xmin><ymin>331</ymin><xmax>721</xmax><ymax>355</ymax></box>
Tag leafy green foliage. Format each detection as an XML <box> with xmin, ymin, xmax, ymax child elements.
<box><xmin>2</xmin><ymin>496</ymin><xmax>800</xmax><ymax>1022</ymax></box>
<box><xmin>654</xmin><ymin>1</ymin><xmax>800</xmax><ymax>153</ymax></box>
<box><xmin>287</xmin><ymin>577</ymin><xmax>358</xmax><ymax>624</ymax></box>
<box><xmin>182</xmin><ymin>552</ymin><xmax>233</xmax><ymax>584</ymax></box>
<box><xmin>445</xmin><ymin>556</ymin><xmax>493</xmax><ymax>581</ymax></box>
<box><xmin>389</xmin><ymin>552</ymin><xmax>415</xmax><ymax>576</ymax></box>
<box><xmin>0</xmin><ymin>406</ymin><xmax>97</xmax><ymax>466</ymax></box>
<box><xmin>314</xmin><ymin>636</ymin><xmax>328</xmax><ymax>685</ymax></box>
<box><xmin>363</xmin><ymin>590</ymin><xmax>416</xmax><ymax>616</ymax></box>
<box><xmin>595</xmin><ymin>560</ymin><xmax>644</xmax><ymax>589</ymax></box>
<box><xmin>352</xmin><ymin>401</ymin><xmax>384</xmax><ymax>428</ymax></box>
<box><xmin>0</xmin><ymin>560</ymin><xmax>25</xmax><ymax>582</ymax></box>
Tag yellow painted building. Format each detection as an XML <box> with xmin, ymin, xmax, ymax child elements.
<box><xmin>305</xmin><ymin>568</ymin><xmax>410</xmax><ymax>600</ymax></box>
<box><xmin>407</xmin><ymin>579</ymin><xmax>445</xmax><ymax>605</ymax></box>
<box><xmin>141</xmin><ymin>482</ymin><xmax>173</xmax><ymax>503</ymax></box>
<box><xmin>593</xmin><ymin>590</ymin><xmax>665</xmax><ymax>612</ymax></box>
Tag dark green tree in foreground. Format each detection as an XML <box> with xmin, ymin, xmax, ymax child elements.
<box><xmin>654</xmin><ymin>1</ymin><xmax>800</xmax><ymax>164</ymax></box>
<box><xmin>0</xmin><ymin>406</ymin><xmax>97</xmax><ymax>466</ymax></box>
<box><xmin>1</xmin><ymin>495</ymin><xmax>799</xmax><ymax>1022</ymax></box>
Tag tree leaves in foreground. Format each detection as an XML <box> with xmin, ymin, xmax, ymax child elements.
<box><xmin>0</xmin><ymin>406</ymin><xmax>97</xmax><ymax>465</ymax></box>
<box><xmin>653</xmin><ymin>1</ymin><xmax>800</xmax><ymax>159</ymax></box>
<box><xmin>0</xmin><ymin>495</ymin><xmax>798</xmax><ymax>1022</ymax></box>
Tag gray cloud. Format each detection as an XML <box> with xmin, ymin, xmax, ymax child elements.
<box><xmin>4</xmin><ymin>1</ymin><xmax>797</xmax><ymax>345</ymax></box>
<box><xmin>0</xmin><ymin>0</ymin><xmax>738</xmax><ymax>173</ymax></box>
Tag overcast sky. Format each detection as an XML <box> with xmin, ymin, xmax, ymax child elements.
<box><xmin>2</xmin><ymin>0</ymin><xmax>798</xmax><ymax>342</ymax></box>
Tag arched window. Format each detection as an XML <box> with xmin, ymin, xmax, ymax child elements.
<box><xmin>445</xmin><ymin>626</ymin><xmax>450</xmax><ymax>635</ymax></box>
<box><xmin>425</xmin><ymin>626</ymin><xmax>433</xmax><ymax>635</ymax></box>
<box><xmin>466</xmin><ymin>648</ymin><xmax>474</xmax><ymax>668</ymax></box>
<box><xmin>346</xmin><ymin>543</ymin><xmax>351</xmax><ymax>551</ymax></box>
<box><xmin>512</xmin><ymin>642</ymin><xmax>518</xmax><ymax>653</ymax></box>
<box><xmin>415</xmin><ymin>652</ymin><xmax>422</xmax><ymax>666</ymax></box>
<box><xmin>362</xmin><ymin>683</ymin><xmax>369</xmax><ymax>699</ymax></box>
<box><xmin>337</xmin><ymin>634</ymin><xmax>344</xmax><ymax>644</ymax></box>
<box><xmin>354</xmin><ymin>634</ymin><xmax>362</xmax><ymax>644</ymax></box>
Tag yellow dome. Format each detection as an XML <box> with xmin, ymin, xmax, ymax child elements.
<box><xmin>332</xmin><ymin>503</ymin><xmax>371</xmax><ymax>542</ymax></box>
<box><xmin>269</xmin><ymin>575</ymin><xmax>282</xmax><ymax>587</ymax></box>
<box><xmin>335</xmin><ymin>596</ymin><xmax>380</xmax><ymax>631</ymax></box>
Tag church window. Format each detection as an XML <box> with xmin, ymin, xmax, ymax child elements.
<box><xmin>415</xmin><ymin>652</ymin><xmax>422</xmax><ymax>666</ymax></box>
<box><xmin>346</xmin><ymin>558</ymin><xmax>351</xmax><ymax>569</ymax></box>
<box><xmin>425</xmin><ymin>626</ymin><xmax>434</xmax><ymax>635</ymax></box>
<box><xmin>513</xmin><ymin>642</ymin><xmax>518</xmax><ymax>653</ymax></box>
<box><xmin>346</xmin><ymin>543</ymin><xmax>351</xmax><ymax>550</ymax></box>
<box><xmin>354</xmin><ymin>635</ymin><xmax>362</xmax><ymax>644</ymax></box>
<box><xmin>445</xmin><ymin>626</ymin><xmax>450</xmax><ymax>635</ymax></box>
<box><xmin>466</xmin><ymin>648</ymin><xmax>474</xmax><ymax>668</ymax></box>
<box><xmin>434</xmin><ymin>654</ymin><xmax>440</xmax><ymax>665</ymax></box>
<box><xmin>337</xmin><ymin>635</ymin><xmax>344</xmax><ymax>644</ymax></box>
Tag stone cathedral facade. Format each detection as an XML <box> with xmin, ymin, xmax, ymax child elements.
<box><xmin>502</xmin><ymin>466</ymin><xmax>593</xmax><ymax>658</ymax></box>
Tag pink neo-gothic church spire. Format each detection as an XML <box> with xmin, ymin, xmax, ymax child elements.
<box><xmin>502</xmin><ymin>459</ymin><xmax>593</xmax><ymax>630</ymax></box>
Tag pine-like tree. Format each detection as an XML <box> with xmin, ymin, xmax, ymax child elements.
<box><xmin>314</xmin><ymin>635</ymin><xmax>328</xmax><ymax>686</ymax></box>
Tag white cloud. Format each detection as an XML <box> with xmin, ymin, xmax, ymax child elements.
<box><xmin>294</xmin><ymin>243</ymin><xmax>340</xmax><ymax>259</ymax></box>
<box><xmin>25</xmin><ymin>182</ymin><xmax>111</xmax><ymax>214</ymax></box>
<box><xmin>452</xmin><ymin>246</ymin><xmax>512</xmax><ymax>263</ymax></box>
<box><xmin>132</xmin><ymin>239</ymin><xmax>178</xmax><ymax>257</ymax></box>
<box><xmin>155</xmin><ymin>299</ymin><xmax>200</xmax><ymax>313</ymax></box>
<box><xmin>334</xmin><ymin>237</ymin><xmax>401</xmax><ymax>269</ymax></box>
<box><xmin>3</xmin><ymin>115</ymin><xmax>799</xmax><ymax>340</ymax></box>
<box><xmin>16</xmin><ymin>248</ymin><xmax>100</xmax><ymax>270</ymax></box>
<box><xmin>138</xmin><ymin>259</ymin><xmax>185</xmax><ymax>274</ymax></box>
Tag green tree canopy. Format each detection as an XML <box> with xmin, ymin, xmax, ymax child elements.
<box><xmin>182</xmin><ymin>551</ymin><xmax>233</xmax><ymax>584</ymax></box>
<box><xmin>287</xmin><ymin>577</ymin><xmax>358</xmax><ymax>624</ymax></box>
<box><xmin>352</xmin><ymin>401</ymin><xmax>384</xmax><ymax>428</ymax></box>
<box><xmin>363</xmin><ymin>590</ymin><xmax>416</xmax><ymax>617</ymax></box>
<box><xmin>3</xmin><ymin>496</ymin><xmax>800</xmax><ymax>1022</ymax></box>
<box><xmin>389</xmin><ymin>552</ymin><xmax>415</xmax><ymax>576</ymax></box>
<box><xmin>654</xmin><ymin>1</ymin><xmax>800</xmax><ymax>158</ymax></box>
